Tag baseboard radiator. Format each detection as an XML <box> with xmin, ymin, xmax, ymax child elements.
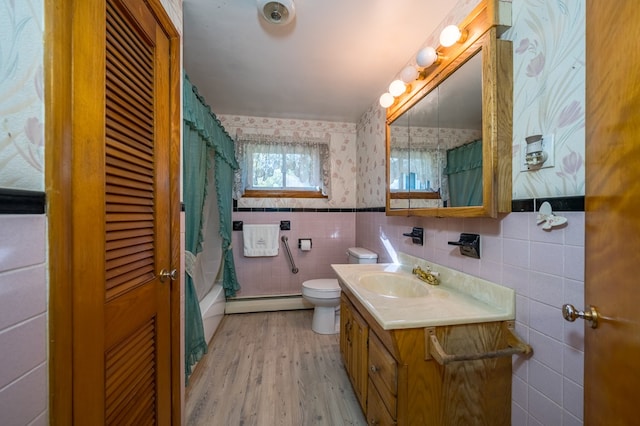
<box><xmin>225</xmin><ymin>294</ymin><xmax>313</xmax><ymax>314</ymax></box>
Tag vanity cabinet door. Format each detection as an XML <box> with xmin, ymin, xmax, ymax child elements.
<box><xmin>340</xmin><ymin>295</ymin><xmax>369</xmax><ymax>411</ymax></box>
<box><xmin>367</xmin><ymin>380</ymin><xmax>397</xmax><ymax>426</ymax></box>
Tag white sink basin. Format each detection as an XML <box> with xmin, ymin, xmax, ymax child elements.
<box><xmin>357</xmin><ymin>272</ymin><xmax>431</xmax><ymax>298</ymax></box>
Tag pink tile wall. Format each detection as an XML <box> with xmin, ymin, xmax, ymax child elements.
<box><xmin>356</xmin><ymin>210</ymin><xmax>585</xmax><ymax>425</ymax></box>
<box><xmin>231</xmin><ymin>211</ymin><xmax>357</xmax><ymax>297</ymax></box>
<box><xmin>0</xmin><ymin>215</ymin><xmax>48</xmax><ymax>424</ymax></box>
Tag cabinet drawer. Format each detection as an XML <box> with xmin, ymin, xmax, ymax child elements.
<box><xmin>367</xmin><ymin>379</ymin><xmax>397</xmax><ymax>425</ymax></box>
<box><xmin>368</xmin><ymin>333</ymin><xmax>397</xmax><ymax>416</ymax></box>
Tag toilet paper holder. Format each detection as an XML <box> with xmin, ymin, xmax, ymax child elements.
<box><xmin>298</xmin><ymin>238</ymin><xmax>312</xmax><ymax>250</ymax></box>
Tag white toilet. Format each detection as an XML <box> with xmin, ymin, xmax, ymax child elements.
<box><xmin>302</xmin><ymin>247</ymin><xmax>378</xmax><ymax>334</ymax></box>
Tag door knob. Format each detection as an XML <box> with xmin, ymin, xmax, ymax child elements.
<box><xmin>159</xmin><ymin>268</ymin><xmax>177</xmax><ymax>282</ymax></box>
<box><xmin>562</xmin><ymin>304</ymin><xmax>599</xmax><ymax>329</ymax></box>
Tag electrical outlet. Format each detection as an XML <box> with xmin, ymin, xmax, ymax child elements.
<box><xmin>521</xmin><ymin>134</ymin><xmax>555</xmax><ymax>171</ymax></box>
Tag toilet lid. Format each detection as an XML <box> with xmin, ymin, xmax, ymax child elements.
<box><xmin>302</xmin><ymin>278</ymin><xmax>339</xmax><ymax>292</ymax></box>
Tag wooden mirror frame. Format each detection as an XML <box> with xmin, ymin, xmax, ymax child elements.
<box><xmin>385</xmin><ymin>0</ymin><xmax>512</xmax><ymax>218</ymax></box>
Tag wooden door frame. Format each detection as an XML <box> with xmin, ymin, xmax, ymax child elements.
<box><xmin>45</xmin><ymin>1</ymin><xmax>182</xmax><ymax>424</ymax></box>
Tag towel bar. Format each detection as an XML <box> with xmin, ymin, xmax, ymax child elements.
<box><xmin>425</xmin><ymin>321</ymin><xmax>532</xmax><ymax>365</ymax></box>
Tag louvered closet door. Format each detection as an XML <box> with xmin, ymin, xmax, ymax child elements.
<box><xmin>72</xmin><ymin>0</ymin><xmax>173</xmax><ymax>423</ymax></box>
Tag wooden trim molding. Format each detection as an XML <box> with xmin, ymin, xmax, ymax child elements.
<box><xmin>243</xmin><ymin>189</ymin><xmax>328</xmax><ymax>199</ymax></box>
<box><xmin>46</xmin><ymin>0</ymin><xmax>73</xmax><ymax>423</ymax></box>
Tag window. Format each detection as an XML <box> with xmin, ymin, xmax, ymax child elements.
<box><xmin>234</xmin><ymin>134</ymin><xmax>331</xmax><ymax>199</ymax></box>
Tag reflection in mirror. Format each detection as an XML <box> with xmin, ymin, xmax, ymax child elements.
<box><xmin>389</xmin><ymin>52</ymin><xmax>483</xmax><ymax>209</ymax></box>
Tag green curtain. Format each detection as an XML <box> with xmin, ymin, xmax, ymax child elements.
<box><xmin>444</xmin><ymin>139</ymin><xmax>483</xmax><ymax>207</ymax></box>
<box><xmin>183</xmin><ymin>74</ymin><xmax>240</xmax><ymax>381</ymax></box>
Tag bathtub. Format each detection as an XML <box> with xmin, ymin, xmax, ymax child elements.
<box><xmin>199</xmin><ymin>283</ymin><xmax>226</xmax><ymax>344</ymax></box>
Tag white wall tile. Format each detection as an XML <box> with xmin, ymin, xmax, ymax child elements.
<box><xmin>503</xmin><ymin>264</ymin><xmax>530</xmax><ymax>296</ymax></box>
<box><xmin>0</xmin><ymin>315</ymin><xmax>47</xmax><ymax>389</ymax></box>
<box><xmin>512</xmin><ymin>402</ymin><xmax>528</xmax><ymax>426</ymax></box>
<box><xmin>529</xmin><ymin>300</ymin><xmax>564</xmax><ymax>340</ymax></box>
<box><xmin>562</xmin><ymin>345</ymin><xmax>584</xmax><ymax>386</ymax></box>
<box><xmin>529</xmin><ymin>330</ymin><xmax>563</xmax><ymax>373</ymax></box>
<box><xmin>528</xmin><ymin>359</ymin><xmax>563</xmax><ymax>405</ymax></box>
<box><xmin>563</xmin><ymin>213</ymin><xmax>585</xmax><ymax>247</ymax></box>
<box><xmin>0</xmin><ymin>266</ymin><xmax>46</xmax><ymax>330</ymax></box>
<box><xmin>512</xmin><ymin>375</ymin><xmax>528</xmax><ymax>410</ymax></box>
<box><xmin>564</xmin><ymin>245</ymin><xmax>584</xmax><ymax>281</ymax></box>
<box><xmin>0</xmin><ymin>216</ymin><xmax>46</xmax><ymax>272</ymax></box>
<box><xmin>0</xmin><ymin>363</ymin><xmax>47</xmax><ymax>426</ymax></box>
<box><xmin>563</xmin><ymin>378</ymin><xmax>584</xmax><ymax>420</ymax></box>
<box><xmin>529</xmin><ymin>271</ymin><xmax>563</xmax><ymax>306</ymax></box>
<box><xmin>530</xmin><ymin>242</ymin><xmax>564</xmax><ymax>276</ymax></box>
<box><xmin>528</xmin><ymin>387</ymin><xmax>563</xmax><ymax>426</ymax></box>
<box><xmin>502</xmin><ymin>213</ymin><xmax>531</xmax><ymax>240</ymax></box>
<box><xmin>503</xmin><ymin>238</ymin><xmax>530</xmax><ymax>269</ymax></box>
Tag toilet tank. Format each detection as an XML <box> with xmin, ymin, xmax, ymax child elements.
<box><xmin>347</xmin><ymin>247</ymin><xmax>378</xmax><ymax>264</ymax></box>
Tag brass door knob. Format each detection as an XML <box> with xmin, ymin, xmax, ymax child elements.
<box><xmin>562</xmin><ymin>304</ymin><xmax>599</xmax><ymax>329</ymax></box>
<box><xmin>159</xmin><ymin>268</ymin><xmax>177</xmax><ymax>282</ymax></box>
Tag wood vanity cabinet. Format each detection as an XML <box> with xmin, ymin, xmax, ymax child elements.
<box><xmin>340</xmin><ymin>294</ymin><xmax>369</xmax><ymax>412</ymax></box>
<box><xmin>340</xmin><ymin>287</ymin><xmax>513</xmax><ymax>426</ymax></box>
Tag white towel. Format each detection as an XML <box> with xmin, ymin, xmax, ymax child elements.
<box><xmin>243</xmin><ymin>224</ymin><xmax>280</xmax><ymax>257</ymax></box>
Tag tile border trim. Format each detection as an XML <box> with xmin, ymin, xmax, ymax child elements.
<box><xmin>0</xmin><ymin>188</ymin><xmax>46</xmax><ymax>214</ymax></box>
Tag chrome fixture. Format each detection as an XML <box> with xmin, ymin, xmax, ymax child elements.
<box><xmin>403</xmin><ymin>227</ymin><xmax>424</xmax><ymax>245</ymax></box>
<box><xmin>448</xmin><ymin>233</ymin><xmax>481</xmax><ymax>259</ymax></box>
<box><xmin>562</xmin><ymin>304</ymin><xmax>599</xmax><ymax>329</ymax></box>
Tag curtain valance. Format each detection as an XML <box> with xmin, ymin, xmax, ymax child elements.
<box><xmin>183</xmin><ymin>74</ymin><xmax>238</xmax><ymax>170</ymax></box>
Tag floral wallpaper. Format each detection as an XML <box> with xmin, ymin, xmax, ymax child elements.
<box><xmin>505</xmin><ymin>0</ymin><xmax>585</xmax><ymax>198</ymax></box>
<box><xmin>357</xmin><ymin>0</ymin><xmax>584</xmax><ymax>207</ymax></box>
<box><xmin>0</xmin><ymin>0</ymin><xmax>44</xmax><ymax>191</ymax></box>
<box><xmin>219</xmin><ymin>114</ymin><xmax>358</xmax><ymax>209</ymax></box>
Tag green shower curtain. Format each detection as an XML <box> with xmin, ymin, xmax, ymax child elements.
<box><xmin>183</xmin><ymin>74</ymin><xmax>240</xmax><ymax>381</ymax></box>
<box><xmin>444</xmin><ymin>139</ymin><xmax>483</xmax><ymax>207</ymax></box>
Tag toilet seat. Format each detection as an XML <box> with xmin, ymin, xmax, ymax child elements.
<box><xmin>302</xmin><ymin>278</ymin><xmax>340</xmax><ymax>299</ymax></box>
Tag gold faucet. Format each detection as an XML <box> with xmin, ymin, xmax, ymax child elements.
<box><xmin>412</xmin><ymin>265</ymin><xmax>440</xmax><ymax>286</ymax></box>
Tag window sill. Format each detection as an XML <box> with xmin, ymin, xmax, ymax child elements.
<box><xmin>243</xmin><ymin>189</ymin><xmax>328</xmax><ymax>199</ymax></box>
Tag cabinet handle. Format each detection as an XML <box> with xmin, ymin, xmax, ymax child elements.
<box><xmin>370</xmin><ymin>364</ymin><xmax>378</xmax><ymax>373</ymax></box>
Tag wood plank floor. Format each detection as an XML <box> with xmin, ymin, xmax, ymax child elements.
<box><xmin>185</xmin><ymin>310</ymin><xmax>367</xmax><ymax>426</ymax></box>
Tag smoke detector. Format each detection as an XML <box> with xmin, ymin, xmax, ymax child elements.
<box><xmin>257</xmin><ymin>0</ymin><xmax>296</xmax><ymax>25</ymax></box>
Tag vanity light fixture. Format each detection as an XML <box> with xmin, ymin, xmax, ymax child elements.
<box><xmin>379</xmin><ymin>92</ymin><xmax>395</xmax><ymax>108</ymax></box>
<box><xmin>388</xmin><ymin>79</ymin><xmax>407</xmax><ymax>97</ymax></box>
<box><xmin>439</xmin><ymin>24</ymin><xmax>465</xmax><ymax>47</ymax></box>
<box><xmin>416</xmin><ymin>46</ymin><xmax>439</xmax><ymax>68</ymax></box>
<box><xmin>400</xmin><ymin>65</ymin><xmax>419</xmax><ymax>83</ymax></box>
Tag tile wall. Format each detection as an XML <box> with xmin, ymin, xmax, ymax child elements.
<box><xmin>231</xmin><ymin>211</ymin><xmax>356</xmax><ymax>297</ymax></box>
<box><xmin>0</xmin><ymin>215</ymin><xmax>48</xmax><ymax>425</ymax></box>
<box><xmin>355</xmin><ymin>211</ymin><xmax>585</xmax><ymax>425</ymax></box>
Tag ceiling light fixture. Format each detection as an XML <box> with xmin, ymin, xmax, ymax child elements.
<box><xmin>257</xmin><ymin>0</ymin><xmax>296</xmax><ymax>25</ymax></box>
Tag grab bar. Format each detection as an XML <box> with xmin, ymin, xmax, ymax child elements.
<box><xmin>281</xmin><ymin>236</ymin><xmax>299</xmax><ymax>274</ymax></box>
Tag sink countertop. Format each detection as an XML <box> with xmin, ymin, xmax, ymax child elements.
<box><xmin>331</xmin><ymin>262</ymin><xmax>515</xmax><ymax>330</ymax></box>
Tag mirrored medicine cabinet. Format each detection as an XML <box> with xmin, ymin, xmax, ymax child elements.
<box><xmin>385</xmin><ymin>0</ymin><xmax>513</xmax><ymax>218</ymax></box>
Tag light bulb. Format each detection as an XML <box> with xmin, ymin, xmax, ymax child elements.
<box><xmin>400</xmin><ymin>65</ymin><xmax>418</xmax><ymax>83</ymax></box>
<box><xmin>379</xmin><ymin>93</ymin><xmax>394</xmax><ymax>108</ymax></box>
<box><xmin>388</xmin><ymin>80</ymin><xmax>406</xmax><ymax>97</ymax></box>
<box><xmin>440</xmin><ymin>25</ymin><xmax>462</xmax><ymax>47</ymax></box>
<box><xmin>416</xmin><ymin>47</ymin><xmax>438</xmax><ymax>68</ymax></box>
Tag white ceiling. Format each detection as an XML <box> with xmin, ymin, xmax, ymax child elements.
<box><xmin>183</xmin><ymin>0</ymin><xmax>457</xmax><ymax>123</ymax></box>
